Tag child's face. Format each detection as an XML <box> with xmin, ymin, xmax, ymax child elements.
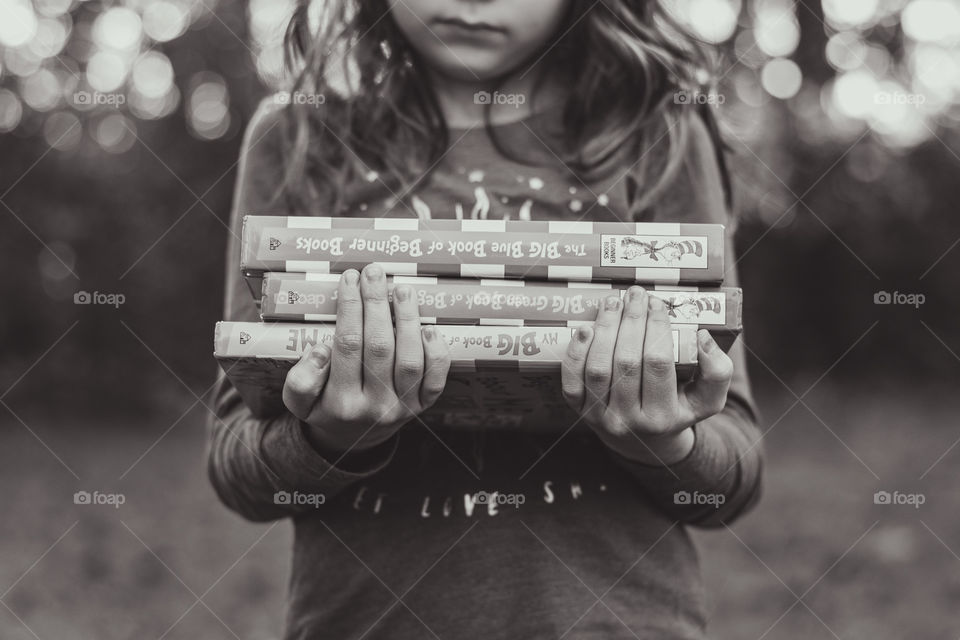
<box><xmin>391</xmin><ymin>0</ymin><xmax>570</xmax><ymax>81</ymax></box>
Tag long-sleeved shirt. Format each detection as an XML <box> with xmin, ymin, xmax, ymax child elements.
<box><xmin>207</xmin><ymin>99</ymin><xmax>763</xmax><ymax>640</ymax></box>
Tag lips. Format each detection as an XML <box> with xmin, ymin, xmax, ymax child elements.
<box><xmin>433</xmin><ymin>17</ymin><xmax>506</xmax><ymax>34</ymax></box>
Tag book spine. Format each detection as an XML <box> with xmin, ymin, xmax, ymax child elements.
<box><xmin>240</xmin><ymin>215</ymin><xmax>724</xmax><ymax>286</ymax></box>
<box><xmin>215</xmin><ymin>321</ymin><xmax>699</xmax><ymax>368</ymax></box>
<box><xmin>260</xmin><ymin>273</ymin><xmax>741</xmax><ymax>334</ymax></box>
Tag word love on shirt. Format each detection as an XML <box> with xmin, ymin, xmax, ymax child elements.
<box><xmin>346</xmin><ymin>479</ymin><xmax>611</xmax><ymax>519</ymax></box>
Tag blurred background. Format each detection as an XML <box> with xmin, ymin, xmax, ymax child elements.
<box><xmin>1</xmin><ymin>0</ymin><xmax>959</xmax><ymax>638</ymax></box>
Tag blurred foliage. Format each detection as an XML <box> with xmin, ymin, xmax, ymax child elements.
<box><xmin>0</xmin><ymin>0</ymin><xmax>959</xmax><ymax>414</ymax></box>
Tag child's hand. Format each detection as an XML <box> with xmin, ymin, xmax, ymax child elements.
<box><xmin>282</xmin><ymin>264</ymin><xmax>451</xmax><ymax>455</ymax></box>
<box><xmin>560</xmin><ymin>287</ymin><xmax>734</xmax><ymax>464</ymax></box>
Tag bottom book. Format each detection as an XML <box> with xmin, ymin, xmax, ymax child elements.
<box><xmin>214</xmin><ymin>321</ymin><xmax>711</xmax><ymax>429</ymax></box>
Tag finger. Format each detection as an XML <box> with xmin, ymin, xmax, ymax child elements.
<box><xmin>679</xmin><ymin>330</ymin><xmax>734</xmax><ymax>424</ymax></box>
<box><xmin>640</xmin><ymin>295</ymin><xmax>679</xmax><ymax>417</ymax></box>
<box><xmin>359</xmin><ymin>264</ymin><xmax>395</xmax><ymax>399</ymax></box>
<box><xmin>561</xmin><ymin>325</ymin><xmax>594</xmax><ymax>412</ymax></box>
<box><xmin>282</xmin><ymin>344</ymin><xmax>332</xmax><ymax>421</ymax></box>
<box><xmin>330</xmin><ymin>269</ymin><xmax>363</xmax><ymax>391</ymax></box>
<box><xmin>419</xmin><ymin>326</ymin><xmax>451</xmax><ymax>409</ymax></box>
<box><xmin>609</xmin><ymin>287</ymin><xmax>647</xmax><ymax>414</ymax></box>
<box><xmin>583</xmin><ymin>294</ymin><xmax>623</xmax><ymax>423</ymax></box>
<box><xmin>393</xmin><ymin>284</ymin><xmax>424</xmax><ymax>410</ymax></box>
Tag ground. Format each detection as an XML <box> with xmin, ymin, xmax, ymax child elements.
<box><xmin>0</xmin><ymin>381</ymin><xmax>957</xmax><ymax>639</ymax></box>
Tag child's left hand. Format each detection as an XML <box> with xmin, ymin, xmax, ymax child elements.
<box><xmin>560</xmin><ymin>287</ymin><xmax>734</xmax><ymax>465</ymax></box>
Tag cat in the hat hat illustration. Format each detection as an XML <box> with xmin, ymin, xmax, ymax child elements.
<box><xmin>664</xmin><ymin>294</ymin><xmax>722</xmax><ymax>322</ymax></box>
<box><xmin>620</xmin><ymin>237</ymin><xmax>704</xmax><ymax>264</ymax></box>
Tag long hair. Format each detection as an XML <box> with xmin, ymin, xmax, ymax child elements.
<box><xmin>278</xmin><ymin>0</ymin><xmax>722</xmax><ymax>217</ymax></box>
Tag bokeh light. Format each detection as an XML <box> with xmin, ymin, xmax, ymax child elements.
<box><xmin>128</xmin><ymin>83</ymin><xmax>180</xmax><ymax>120</ymax></box>
<box><xmin>21</xmin><ymin>67</ymin><xmax>61</xmax><ymax>111</ymax></box>
<box><xmin>0</xmin><ymin>0</ymin><xmax>38</xmax><ymax>48</ymax></box>
<box><xmin>35</xmin><ymin>0</ymin><xmax>73</xmax><ymax>19</ymax></box>
<box><xmin>132</xmin><ymin>51</ymin><xmax>173</xmax><ymax>99</ymax></box>
<box><xmin>823</xmin><ymin>0</ymin><xmax>880</xmax><ymax>30</ymax></box>
<box><xmin>187</xmin><ymin>72</ymin><xmax>230</xmax><ymax>140</ymax></box>
<box><xmin>29</xmin><ymin>16</ymin><xmax>71</xmax><ymax>59</ymax></box>
<box><xmin>732</xmin><ymin>30</ymin><xmax>768</xmax><ymax>69</ymax></box>
<box><xmin>0</xmin><ymin>87</ymin><xmax>24</xmax><ymax>132</ymax></box>
<box><xmin>142</xmin><ymin>1</ymin><xmax>189</xmax><ymax>43</ymax></box>
<box><xmin>826</xmin><ymin>32</ymin><xmax>867</xmax><ymax>72</ymax></box>
<box><xmin>754</xmin><ymin>3</ymin><xmax>800</xmax><ymax>58</ymax></box>
<box><xmin>37</xmin><ymin>241</ymin><xmax>76</xmax><ymax>283</ymax></box>
<box><xmin>902</xmin><ymin>0</ymin><xmax>960</xmax><ymax>45</ymax></box>
<box><xmin>869</xmin><ymin>80</ymin><xmax>929</xmax><ymax>147</ymax></box>
<box><xmin>42</xmin><ymin>110</ymin><xmax>81</xmax><ymax>150</ymax></box>
<box><xmin>672</xmin><ymin>0</ymin><xmax>742</xmax><ymax>44</ymax></box>
<box><xmin>5</xmin><ymin>46</ymin><xmax>42</xmax><ymax>77</ymax></box>
<box><xmin>832</xmin><ymin>69</ymin><xmax>879</xmax><ymax>120</ymax></box>
<box><xmin>761</xmin><ymin>58</ymin><xmax>803</xmax><ymax>100</ymax></box>
<box><xmin>93</xmin><ymin>112</ymin><xmax>136</xmax><ymax>153</ymax></box>
<box><xmin>92</xmin><ymin>7</ymin><xmax>142</xmax><ymax>51</ymax></box>
<box><xmin>86</xmin><ymin>49</ymin><xmax>128</xmax><ymax>93</ymax></box>
<box><xmin>911</xmin><ymin>43</ymin><xmax>960</xmax><ymax>105</ymax></box>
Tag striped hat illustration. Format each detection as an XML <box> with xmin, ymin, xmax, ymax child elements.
<box><xmin>666</xmin><ymin>294</ymin><xmax>722</xmax><ymax>321</ymax></box>
<box><xmin>620</xmin><ymin>237</ymin><xmax>704</xmax><ymax>264</ymax></box>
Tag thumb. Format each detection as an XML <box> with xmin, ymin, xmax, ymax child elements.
<box><xmin>282</xmin><ymin>344</ymin><xmax>332</xmax><ymax>420</ymax></box>
<box><xmin>679</xmin><ymin>330</ymin><xmax>734</xmax><ymax>423</ymax></box>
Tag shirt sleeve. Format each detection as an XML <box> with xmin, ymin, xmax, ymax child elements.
<box><xmin>610</xmin><ymin>113</ymin><xmax>764</xmax><ymax>527</ymax></box>
<box><xmin>206</xmin><ymin>99</ymin><xmax>398</xmax><ymax>522</ymax></box>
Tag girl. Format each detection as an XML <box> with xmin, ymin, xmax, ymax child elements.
<box><xmin>208</xmin><ymin>1</ymin><xmax>762</xmax><ymax>638</ymax></box>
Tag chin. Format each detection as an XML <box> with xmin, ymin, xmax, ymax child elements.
<box><xmin>428</xmin><ymin>50</ymin><xmax>521</xmax><ymax>83</ymax></box>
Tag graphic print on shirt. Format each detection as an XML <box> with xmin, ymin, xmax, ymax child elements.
<box><xmin>355</xmin><ymin>161</ymin><xmax>617</xmax><ymax>223</ymax></box>
<box><xmin>339</xmin><ymin>477</ymin><xmax>615</xmax><ymax>520</ymax></box>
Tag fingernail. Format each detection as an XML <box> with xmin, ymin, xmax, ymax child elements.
<box><xmin>343</xmin><ymin>270</ymin><xmax>359</xmax><ymax>285</ymax></box>
<box><xmin>364</xmin><ymin>264</ymin><xmax>383</xmax><ymax>281</ymax></box>
<box><xmin>648</xmin><ymin>296</ymin><xmax>665</xmax><ymax>312</ymax></box>
<box><xmin>423</xmin><ymin>326</ymin><xmax>435</xmax><ymax>341</ymax></box>
<box><xmin>394</xmin><ymin>285</ymin><xmax>410</xmax><ymax>302</ymax></box>
<box><xmin>698</xmin><ymin>329</ymin><xmax>715</xmax><ymax>352</ymax></box>
<box><xmin>628</xmin><ymin>286</ymin><xmax>646</xmax><ymax>302</ymax></box>
<box><xmin>311</xmin><ymin>344</ymin><xmax>330</xmax><ymax>366</ymax></box>
<box><xmin>605</xmin><ymin>296</ymin><xmax>621</xmax><ymax>311</ymax></box>
<box><xmin>577</xmin><ymin>325</ymin><xmax>592</xmax><ymax>343</ymax></box>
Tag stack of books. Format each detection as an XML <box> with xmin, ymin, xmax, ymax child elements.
<box><xmin>214</xmin><ymin>215</ymin><xmax>741</xmax><ymax>430</ymax></box>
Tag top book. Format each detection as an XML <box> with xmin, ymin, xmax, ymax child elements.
<box><xmin>241</xmin><ymin>215</ymin><xmax>725</xmax><ymax>287</ymax></box>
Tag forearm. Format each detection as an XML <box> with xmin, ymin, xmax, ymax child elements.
<box><xmin>609</xmin><ymin>394</ymin><xmax>763</xmax><ymax>527</ymax></box>
<box><xmin>206</xmin><ymin>372</ymin><xmax>397</xmax><ymax>522</ymax></box>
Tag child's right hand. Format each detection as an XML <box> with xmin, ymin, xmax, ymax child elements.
<box><xmin>281</xmin><ymin>264</ymin><xmax>451</xmax><ymax>455</ymax></box>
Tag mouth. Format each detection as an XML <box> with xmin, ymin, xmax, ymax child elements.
<box><xmin>433</xmin><ymin>16</ymin><xmax>506</xmax><ymax>34</ymax></box>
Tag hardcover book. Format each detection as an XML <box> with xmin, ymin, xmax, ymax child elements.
<box><xmin>260</xmin><ymin>273</ymin><xmax>741</xmax><ymax>350</ymax></box>
<box><xmin>240</xmin><ymin>216</ymin><xmax>725</xmax><ymax>296</ymax></box>
<box><xmin>215</xmin><ymin>321</ymin><xmax>703</xmax><ymax>429</ymax></box>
